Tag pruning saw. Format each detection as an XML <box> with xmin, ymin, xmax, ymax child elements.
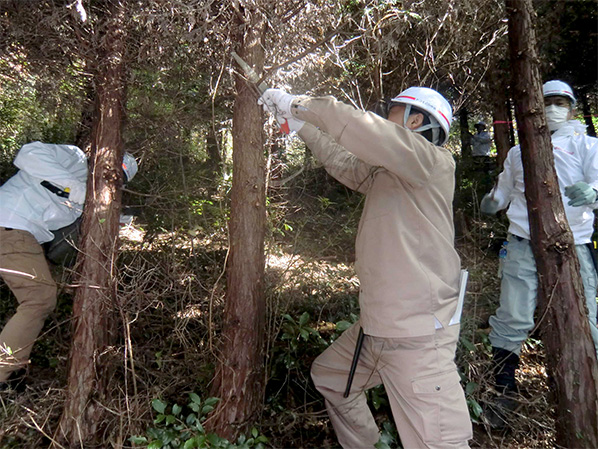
<box><xmin>231</xmin><ymin>51</ymin><xmax>290</xmax><ymax>134</ymax></box>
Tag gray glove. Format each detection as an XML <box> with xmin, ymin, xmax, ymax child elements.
<box><xmin>564</xmin><ymin>182</ymin><xmax>598</xmax><ymax>207</ymax></box>
<box><xmin>480</xmin><ymin>193</ymin><xmax>500</xmax><ymax>215</ymax></box>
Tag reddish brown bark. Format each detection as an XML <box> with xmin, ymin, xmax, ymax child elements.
<box><xmin>506</xmin><ymin>0</ymin><xmax>598</xmax><ymax>446</ymax></box>
<box><xmin>459</xmin><ymin>108</ymin><xmax>472</xmax><ymax>159</ymax></box>
<box><xmin>57</xmin><ymin>1</ymin><xmax>127</xmax><ymax>446</ymax></box>
<box><xmin>208</xmin><ymin>3</ymin><xmax>267</xmax><ymax>441</ymax></box>
<box><xmin>488</xmin><ymin>59</ymin><xmax>512</xmax><ymax>168</ymax></box>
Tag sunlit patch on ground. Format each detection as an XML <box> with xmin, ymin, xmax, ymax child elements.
<box><xmin>119</xmin><ymin>222</ymin><xmax>145</xmax><ymax>242</ymax></box>
<box><xmin>176</xmin><ymin>304</ymin><xmax>203</xmax><ymax>319</ymax></box>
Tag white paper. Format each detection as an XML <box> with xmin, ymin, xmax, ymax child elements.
<box><xmin>449</xmin><ymin>269</ymin><xmax>469</xmax><ymax>326</ymax></box>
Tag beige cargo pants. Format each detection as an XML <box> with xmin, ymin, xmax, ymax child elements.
<box><xmin>0</xmin><ymin>227</ymin><xmax>57</xmax><ymax>382</ymax></box>
<box><xmin>311</xmin><ymin>322</ymin><xmax>472</xmax><ymax>449</ymax></box>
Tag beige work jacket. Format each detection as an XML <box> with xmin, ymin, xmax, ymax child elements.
<box><xmin>295</xmin><ymin>96</ymin><xmax>461</xmax><ymax>338</ymax></box>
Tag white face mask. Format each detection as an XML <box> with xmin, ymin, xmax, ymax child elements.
<box><xmin>545</xmin><ymin>104</ymin><xmax>570</xmax><ymax>131</ymax></box>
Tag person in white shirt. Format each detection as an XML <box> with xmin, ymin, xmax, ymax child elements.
<box><xmin>480</xmin><ymin>80</ymin><xmax>598</xmax><ymax>428</ymax></box>
<box><xmin>471</xmin><ymin>121</ymin><xmax>492</xmax><ymax>157</ymax></box>
<box><xmin>0</xmin><ymin>142</ymin><xmax>137</xmax><ymax>388</ymax></box>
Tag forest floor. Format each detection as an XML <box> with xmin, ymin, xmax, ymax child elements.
<box><xmin>0</xmin><ymin>178</ymin><xmax>557</xmax><ymax>448</ymax></box>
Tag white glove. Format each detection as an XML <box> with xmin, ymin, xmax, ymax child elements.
<box><xmin>276</xmin><ymin>114</ymin><xmax>305</xmax><ymax>134</ymax></box>
<box><xmin>68</xmin><ymin>181</ymin><xmax>87</xmax><ymax>204</ymax></box>
<box><xmin>480</xmin><ymin>193</ymin><xmax>500</xmax><ymax>215</ymax></box>
<box><xmin>258</xmin><ymin>88</ymin><xmax>296</xmax><ymax>119</ymax></box>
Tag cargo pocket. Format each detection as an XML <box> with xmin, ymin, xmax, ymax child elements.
<box><xmin>411</xmin><ymin>369</ymin><xmax>472</xmax><ymax>443</ymax></box>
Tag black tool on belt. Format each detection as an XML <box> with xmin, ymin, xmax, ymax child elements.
<box><xmin>40</xmin><ymin>180</ymin><xmax>69</xmax><ymax>198</ymax></box>
<box><xmin>343</xmin><ymin>327</ymin><xmax>365</xmax><ymax>398</ymax></box>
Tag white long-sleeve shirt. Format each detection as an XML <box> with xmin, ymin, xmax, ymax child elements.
<box><xmin>0</xmin><ymin>142</ymin><xmax>88</xmax><ymax>243</ymax></box>
<box><xmin>491</xmin><ymin>120</ymin><xmax>598</xmax><ymax>244</ymax></box>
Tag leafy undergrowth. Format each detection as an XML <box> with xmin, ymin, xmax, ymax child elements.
<box><xmin>0</xmin><ymin>179</ymin><xmax>556</xmax><ymax>448</ymax></box>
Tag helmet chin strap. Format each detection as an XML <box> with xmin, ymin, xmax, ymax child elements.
<box><xmin>403</xmin><ymin>105</ymin><xmax>441</xmax><ymax>145</ymax></box>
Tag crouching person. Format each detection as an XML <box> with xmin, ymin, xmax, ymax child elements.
<box><xmin>0</xmin><ymin>142</ymin><xmax>137</xmax><ymax>389</ymax></box>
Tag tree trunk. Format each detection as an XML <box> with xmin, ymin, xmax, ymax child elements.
<box><xmin>579</xmin><ymin>90</ymin><xmax>596</xmax><ymax>138</ymax></box>
<box><xmin>57</xmin><ymin>1</ymin><xmax>127</xmax><ymax>446</ymax></box>
<box><xmin>506</xmin><ymin>0</ymin><xmax>598</xmax><ymax>446</ymax></box>
<box><xmin>507</xmin><ymin>97</ymin><xmax>516</xmax><ymax>147</ymax></box>
<box><xmin>205</xmin><ymin>125</ymin><xmax>222</xmax><ymax>197</ymax></box>
<box><xmin>488</xmin><ymin>61</ymin><xmax>512</xmax><ymax>168</ymax></box>
<box><xmin>208</xmin><ymin>3</ymin><xmax>267</xmax><ymax>441</ymax></box>
<box><xmin>459</xmin><ymin>108</ymin><xmax>472</xmax><ymax>159</ymax></box>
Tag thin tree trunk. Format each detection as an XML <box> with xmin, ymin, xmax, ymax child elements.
<box><xmin>459</xmin><ymin>108</ymin><xmax>472</xmax><ymax>159</ymax></box>
<box><xmin>489</xmin><ymin>61</ymin><xmax>512</xmax><ymax>168</ymax></box>
<box><xmin>506</xmin><ymin>0</ymin><xmax>598</xmax><ymax>446</ymax></box>
<box><xmin>205</xmin><ymin>125</ymin><xmax>222</xmax><ymax>197</ymax></box>
<box><xmin>208</xmin><ymin>2</ymin><xmax>267</xmax><ymax>441</ymax></box>
<box><xmin>507</xmin><ymin>97</ymin><xmax>516</xmax><ymax>147</ymax></box>
<box><xmin>57</xmin><ymin>1</ymin><xmax>127</xmax><ymax>446</ymax></box>
<box><xmin>579</xmin><ymin>90</ymin><xmax>596</xmax><ymax>138</ymax></box>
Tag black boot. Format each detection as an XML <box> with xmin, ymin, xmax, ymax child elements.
<box><xmin>484</xmin><ymin>347</ymin><xmax>520</xmax><ymax>430</ymax></box>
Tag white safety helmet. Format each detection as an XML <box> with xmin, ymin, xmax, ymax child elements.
<box><xmin>122</xmin><ymin>152</ymin><xmax>138</xmax><ymax>183</ymax></box>
<box><xmin>543</xmin><ymin>80</ymin><xmax>576</xmax><ymax>107</ymax></box>
<box><xmin>390</xmin><ymin>87</ymin><xmax>453</xmax><ymax>146</ymax></box>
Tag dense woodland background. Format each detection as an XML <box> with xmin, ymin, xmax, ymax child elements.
<box><xmin>0</xmin><ymin>0</ymin><xmax>596</xmax><ymax>448</ymax></box>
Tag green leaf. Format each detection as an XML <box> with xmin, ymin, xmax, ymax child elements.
<box><xmin>459</xmin><ymin>336</ymin><xmax>476</xmax><ymax>352</ymax></box>
<box><xmin>183</xmin><ymin>437</ymin><xmax>197</xmax><ymax>449</ymax></box>
<box><xmin>172</xmin><ymin>404</ymin><xmax>182</xmax><ymax>416</ymax></box>
<box><xmin>468</xmin><ymin>398</ymin><xmax>483</xmax><ymax>418</ymax></box>
<box><xmin>201</xmin><ymin>405</ymin><xmax>215</xmax><ymax>415</ymax></box>
<box><xmin>130</xmin><ymin>436</ymin><xmax>148</xmax><ymax>444</ymax></box>
<box><xmin>189</xmin><ymin>403</ymin><xmax>200</xmax><ymax>413</ymax></box>
<box><xmin>148</xmin><ymin>441</ymin><xmax>164</xmax><ymax>449</ymax></box>
<box><xmin>299</xmin><ymin>312</ymin><xmax>310</xmax><ymax>326</ymax></box>
<box><xmin>299</xmin><ymin>328</ymin><xmax>310</xmax><ymax>340</ymax></box>
<box><xmin>155</xmin><ymin>414</ymin><xmax>166</xmax><ymax>424</ymax></box>
<box><xmin>282</xmin><ymin>314</ymin><xmax>295</xmax><ymax>324</ymax></box>
<box><xmin>189</xmin><ymin>393</ymin><xmax>202</xmax><ymax>405</ymax></box>
<box><xmin>207</xmin><ymin>433</ymin><xmax>223</xmax><ymax>446</ymax></box>
<box><xmin>465</xmin><ymin>381</ymin><xmax>478</xmax><ymax>395</ymax></box>
<box><xmin>251</xmin><ymin>428</ymin><xmax>259</xmax><ymax>438</ymax></box>
<box><xmin>335</xmin><ymin>320</ymin><xmax>352</xmax><ymax>331</ymax></box>
<box><xmin>165</xmin><ymin>414</ymin><xmax>176</xmax><ymax>425</ymax></box>
<box><xmin>203</xmin><ymin>397</ymin><xmax>220</xmax><ymax>407</ymax></box>
<box><xmin>374</xmin><ymin>441</ymin><xmax>391</xmax><ymax>449</ymax></box>
<box><xmin>185</xmin><ymin>413</ymin><xmax>198</xmax><ymax>426</ymax></box>
<box><xmin>152</xmin><ymin>399</ymin><xmax>167</xmax><ymax>414</ymax></box>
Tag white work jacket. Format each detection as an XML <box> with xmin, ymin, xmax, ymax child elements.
<box><xmin>0</xmin><ymin>142</ymin><xmax>88</xmax><ymax>243</ymax></box>
<box><xmin>491</xmin><ymin>120</ymin><xmax>598</xmax><ymax>244</ymax></box>
<box><xmin>295</xmin><ymin>96</ymin><xmax>461</xmax><ymax>338</ymax></box>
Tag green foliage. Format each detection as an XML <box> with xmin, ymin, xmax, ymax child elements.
<box><xmin>375</xmin><ymin>420</ymin><xmax>399</xmax><ymax>449</ymax></box>
<box><xmin>0</xmin><ymin>61</ymin><xmax>84</xmax><ymax>155</ymax></box>
<box><xmin>130</xmin><ymin>394</ymin><xmax>268</xmax><ymax>449</ymax></box>
<box><xmin>275</xmin><ymin>312</ymin><xmax>329</xmax><ymax>371</ymax></box>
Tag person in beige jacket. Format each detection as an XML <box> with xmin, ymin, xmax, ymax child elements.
<box><xmin>259</xmin><ymin>87</ymin><xmax>472</xmax><ymax>448</ymax></box>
